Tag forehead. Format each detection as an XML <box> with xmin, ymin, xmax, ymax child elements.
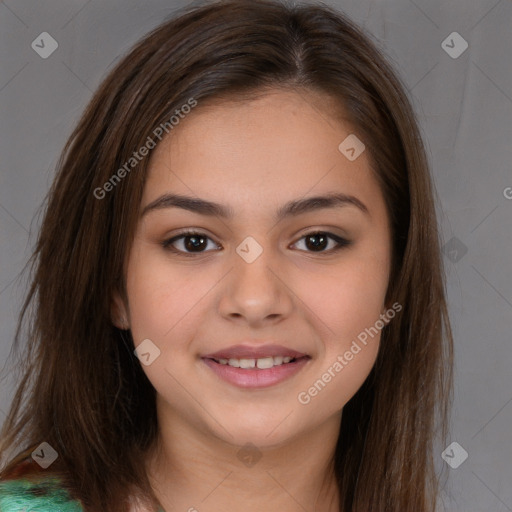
<box><xmin>142</xmin><ymin>89</ymin><xmax>382</xmax><ymax>218</ymax></box>
<box><xmin>150</xmin><ymin>88</ymin><xmax>352</xmax><ymax>164</ymax></box>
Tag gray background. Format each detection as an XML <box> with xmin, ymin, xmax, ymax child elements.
<box><xmin>0</xmin><ymin>0</ymin><xmax>511</xmax><ymax>510</ymax></box>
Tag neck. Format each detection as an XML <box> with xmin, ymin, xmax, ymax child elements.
<box><xmin>145</xmin><ymin>410</ymin><xmax>342</xmax><ymax>512</ymax></box>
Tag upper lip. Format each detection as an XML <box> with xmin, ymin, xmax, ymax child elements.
<box><xmin>202</xmin><ymin>344</ymin><xmax>309</xmax><ymax>360</ymax></box>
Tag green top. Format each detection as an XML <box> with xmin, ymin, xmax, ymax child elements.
<box><xmin>0</xmin><ymin>475</ymin><xmax>165</xmax><ymax>511</ymax></box>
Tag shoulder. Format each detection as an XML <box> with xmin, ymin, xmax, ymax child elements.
<box><xmin>0</xmin><ymin>461</ymin><xmax>84</xmax><ymax>512</ymax></box>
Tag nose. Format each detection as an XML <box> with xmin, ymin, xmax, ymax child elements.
<box><xmin>217</xmin><ymin>245</ymin><xmax>294</xmax><ymax>327</ymax></box>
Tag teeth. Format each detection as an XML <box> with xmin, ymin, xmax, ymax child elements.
<box><xmin>239</xmin><ymin>358</ymin><xmax>256</xmax><ymax>369</ymax></box>
<box><xmin>215</xmin><ymin>356</ymin><xmax>298</xmax><ymax>369</ymax></box>
<box><xmin>256</xmin><ymin>357</ymin><xmax>274</xmax><ymax>369</ymax></box>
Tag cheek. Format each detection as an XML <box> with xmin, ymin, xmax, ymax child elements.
<box><xmin>296</xmin><ymin>251</ymin><xmax>390</xmax><ymax>343</ymax></box>
<box><xmin>124</xmin><ymin>251</ymin><xmax>208</xmax><ymax>395</ymax></box>
<box><xmin>292</xmin><ymin>245</ymin><xmax>389</xmax><ymax>412</ymax></box>
<box><xmin>297</xmin><ymin>339</ymin><xmax>379</xmax><ymax>415</ymax></box>
<box><xmin>124</xmin><ymin>246</ymin><xmax>207</xmax><ymax>343</ymax></box>
<box><xmin>295</xmin><ymin>261</ymin><xmax>388</xmax><ymax>412</ymax></box>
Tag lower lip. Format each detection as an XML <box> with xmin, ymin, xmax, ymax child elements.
<box><xmin>202</xmin><ymin>357</ymin><xmax>310</xmax><ymax>388</ymax></box>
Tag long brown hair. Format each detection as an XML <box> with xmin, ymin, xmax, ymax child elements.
<box><xmin>0</xmin><ymin>0</ymin><xmax>453</xmax><ymax>510</ymax></box>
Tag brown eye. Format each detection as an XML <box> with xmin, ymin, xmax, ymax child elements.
<box><xmin>162</xmin><ymin>230</ymin><xmax>351</xmax><ymax>257</ymax></box>
<box><xmin>162</xmin><ymin>231</ymin><xmax>219</xmax><ymax>255</ymax></box>
<box><xmin>292</xmin><ymin>232</ymin><xmax>351</xmax><ymax>253</ymax></box>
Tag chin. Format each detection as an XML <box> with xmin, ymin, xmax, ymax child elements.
<box><xmin>208</xmin><ymin>414</ymin><xmax>300</xmax><ymax>449</ymax></box>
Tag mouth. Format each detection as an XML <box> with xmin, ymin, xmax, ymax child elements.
<box><xmin>206</xmin><ymin>355</ymin><xmax>309</xmax><ymax>369</ymax></box>
<box><xmin>201</xmin><ymin>351</ymin><xmax>311</xmax><ymax>389</ymax></box>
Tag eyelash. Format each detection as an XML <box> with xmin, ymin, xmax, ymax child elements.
<box><xmin>161</xmin><ymin>229</ymin><xmax>351</xmax><ymax>257</ymax></box>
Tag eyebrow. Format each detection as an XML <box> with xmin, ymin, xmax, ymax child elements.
<box><xmin>141</xmin><ymin>192</ymin><xmax>370</xmax><ymax>221</ymax></box>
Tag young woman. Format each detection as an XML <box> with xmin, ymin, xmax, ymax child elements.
<box><xmin>0</xmin><ymin>0</ymin><xmax>453</xmax><ymax>511</ymax></box>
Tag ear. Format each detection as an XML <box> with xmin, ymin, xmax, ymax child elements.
<box><xmin>111</xmin><ymin>289</ymin><xmax>130</xmax><ymax>330</ymax></box>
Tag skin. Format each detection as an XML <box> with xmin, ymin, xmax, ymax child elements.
<box><xmin>112</xmin><ymin>88</ymin><xmax>392</xmax><ymax>512</ymax></box>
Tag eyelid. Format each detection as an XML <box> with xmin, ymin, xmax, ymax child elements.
<box><xmin>290</xmin><ymin>231</ymin><xmax>350</xmax><ymax>252</ymax></box>
<box><xmin>161</xmin><ymin>229</ymin><xmax>351</xmax><ymax>256</ymax></box>
<box><xmin>161</xmin><ymin>229</ymin><xmax>221</xmax><ymax>255</ymax></box>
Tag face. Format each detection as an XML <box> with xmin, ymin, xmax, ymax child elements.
<box><xmin>113</xmin><ymin>89</ymin><xmax>392</xmax><ymax>449</ymax></box>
